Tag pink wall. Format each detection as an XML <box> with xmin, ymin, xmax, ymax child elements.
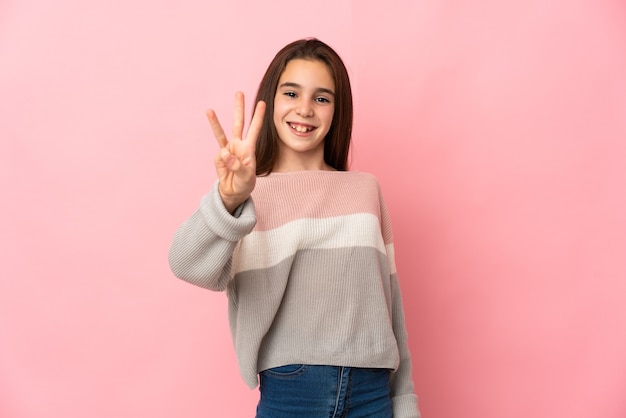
<box><xmin>1</xmin><ymin>1</ymin><xmax>625</xmax><ymax>417</ymax></box>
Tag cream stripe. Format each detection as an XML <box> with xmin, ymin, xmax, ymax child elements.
<box><xmin>234</xmin><ymin>213</ymin><xmax>387</xmax><ymax>272</ymax></box>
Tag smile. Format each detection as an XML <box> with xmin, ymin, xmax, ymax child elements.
<box><xmin>288</xmin><ymin>122</ymin><xmax>316</xmax><ymax>133</ymax></box>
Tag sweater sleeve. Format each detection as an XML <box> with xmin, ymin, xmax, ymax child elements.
<box><xmin>389</xmin><ymin>275</ymin><xmax>421</xmax><ymax>418</ymax></box>
<box><xmin>168</xmin><ymin>181</ymin><xmax>257</xmax><ymax>291</ymax></box>
<box><xmin>377</xmin><ymin>186</ymin><xmax>421</xmax><ymax>418</ymax></box>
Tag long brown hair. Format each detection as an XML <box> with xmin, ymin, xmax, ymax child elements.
<box><xmin>254</xmin><ymin>38</ymin><xmax>353</xmax><ymax>175</ymax></box>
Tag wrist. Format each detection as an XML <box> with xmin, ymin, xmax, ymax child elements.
<box><xmin>218</xmin><ymin>189</ymin><xmax>247</xmax><ymax>214</ymax></box>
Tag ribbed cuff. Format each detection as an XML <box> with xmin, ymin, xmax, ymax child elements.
<box><xmin>199</xmin><ymin>180</ymin><xmax>257</xmax><ymax>242</ymax></box>
<box><xmin>392</xmin><ymin>393</ymin><xmax>421</xmax><ymax>418</ymax></box>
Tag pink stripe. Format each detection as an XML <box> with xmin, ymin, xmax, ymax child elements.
<box><xmin>251</xmin><ymin>171</ymin><xmax>383</xmax><ymax>232</ymax></box>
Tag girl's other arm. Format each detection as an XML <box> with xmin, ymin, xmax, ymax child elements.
<box><xmin>168</xmin><ymin>93</ymin><xmax>264</xmax><ymax>290</ymax></box>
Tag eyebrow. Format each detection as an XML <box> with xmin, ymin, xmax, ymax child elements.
<box><xmin>278</xmin><ymin>82</ymin><xmax>335</xmax><ymax>97</ymax></box>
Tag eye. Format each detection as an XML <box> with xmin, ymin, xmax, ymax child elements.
<box><xmin>284</xmin><ymin>91</ymin><xmax>297</xmax><ymax>98</ymax></box>
<box><xmin>315</xmin><ymin>96</ymin><xmax>331</xmax><ymax>104</ymax></box>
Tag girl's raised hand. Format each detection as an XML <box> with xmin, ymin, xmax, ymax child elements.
<box><xmin>206</xmin><ymin>92</ymin><xmax>266</xmax><ymax>213</ymax></box>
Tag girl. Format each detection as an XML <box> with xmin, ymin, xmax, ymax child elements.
<box><xmin>169</xmin><ymin>38</ymin><xmax>420</xmax><ymax>418</ymax></box>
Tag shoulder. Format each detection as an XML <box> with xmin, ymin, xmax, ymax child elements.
<box><xmin>340</xmin><ymin>171</ymin><xmax>383</xmax><ymax>196</ymax></box>
<box><xmin>328</xmin><ymin>170</ymin><xmax>381</xmax><ymax>187</ymax></box>
<box><xmin>342</xmin><ymin>170</ymin><xmax>378</xmax><ymax>182</ymax></box>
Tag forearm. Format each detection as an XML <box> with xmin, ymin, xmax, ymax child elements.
<box><xmin>168</xmin><ymin>181</ymin><xmax>257</xmax><ymax>291</ymax></box>
<box><xmin>390</xmin><ymin>277</ymin><xmax>421</xmax><ymax>418</ymax></box>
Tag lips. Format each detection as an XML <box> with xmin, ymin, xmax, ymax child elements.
<box><xmin>288</xmin><ymin>122</ymin><xmax>316</xmax><ymax>133</ymax></box>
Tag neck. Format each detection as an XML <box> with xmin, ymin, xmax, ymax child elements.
<box><xmin>273</xmin><ymin>161</ymin><xmax>334</xmax><ymax>172</ymax></box>
<box><xmin>272</xmin><ymin>148</ymin><xmax>333</xmax><ymax>172</ymax></box>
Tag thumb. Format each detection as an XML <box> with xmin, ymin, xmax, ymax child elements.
<box><xmin>220</xmin><ymin>148</ymin><xmax>241</xmax><ymax>171</ymax></box>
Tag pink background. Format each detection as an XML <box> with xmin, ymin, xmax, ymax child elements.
<box><xmin>2</xmin><ymin>1</ymin><xmax>625</xmax><ymax>417</ymax></box>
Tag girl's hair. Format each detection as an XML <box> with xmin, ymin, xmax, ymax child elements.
<box><xmin>254</xmin><ymin>38</ymin><xmax>353</xmax><ymax>175</ymax></box>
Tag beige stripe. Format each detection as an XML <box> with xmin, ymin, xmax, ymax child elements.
<box><xmin>233</xmin><ymin>213</ymin><xmax>389</xmax><ymax>273</ymax></box>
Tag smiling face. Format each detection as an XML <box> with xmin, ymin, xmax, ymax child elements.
<box><xmin>272</xmin><ymin>58</ymin><xmax>336</xmax><ymax>171</ymax></box>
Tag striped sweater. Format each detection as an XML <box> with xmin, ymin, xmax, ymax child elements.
<box><xmin>168</xmin><ymin>170</ymin><xmax>420</xmax><ymax>417</ymax></box>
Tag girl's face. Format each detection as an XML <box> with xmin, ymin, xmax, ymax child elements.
<box><xmin>272</xmin><ymin>59</ymin><xmax>335</xmax><ymax>171</ymax></box>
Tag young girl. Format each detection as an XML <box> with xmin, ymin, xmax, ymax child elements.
<box><xmin>169</xmin><ymin>38</ymin><xmax>420</xmax><ymax>418</ymax></box>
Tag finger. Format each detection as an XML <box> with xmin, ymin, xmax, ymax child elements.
<box><xmin>219</xmin><ymin>148</ymin><xmax>241</xmax><ymax>172</ymax></box>
<box><xmin>245</xmin><ymin>100</ymin><xmax>266</xmax><ymax>149</ymax></box>
<box><xmin>206</xmin><ymin>109</ymin><xmax>228</xmax><ymax>148</ymax></box>
<box><xmin>233</xmin><ymin>91</ymin><xmax>245</xmax><ymax>140</ymax></box>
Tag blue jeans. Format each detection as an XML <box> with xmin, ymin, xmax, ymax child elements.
<box><xmin>256</xmin><ymin>365</ymin><xmax>393</xmax><ymax>418</ymax></box>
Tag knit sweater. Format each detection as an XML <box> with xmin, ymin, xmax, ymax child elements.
<box><xmin>168</xmin><ymin>170</ymin><xmax>420</xmax><ymax>418</ymax></box>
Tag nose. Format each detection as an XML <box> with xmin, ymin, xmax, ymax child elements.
<box><xmin>296</xmin><ymin>99</ymin><xmax>313</xmax><ymax>117</ymax></box>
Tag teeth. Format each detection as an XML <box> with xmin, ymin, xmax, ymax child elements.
<box><xmin>289</xmin><ymin>123</ymin><xmax>313</xmax><ymax>133</ymax></box>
